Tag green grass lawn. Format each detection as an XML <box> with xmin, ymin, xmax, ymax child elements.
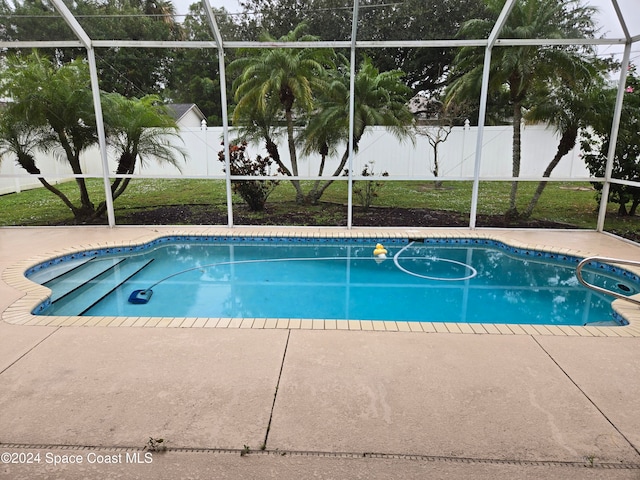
<box><xmin>0</xmin><ymin>177</ymin><xmax>637</xmax><ymax>237</ymax></box>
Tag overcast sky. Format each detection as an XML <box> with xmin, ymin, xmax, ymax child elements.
<box><xmin>173</xmin><ymin>0</ymin><xmax>241</xmax><ymax>16</ymax></box>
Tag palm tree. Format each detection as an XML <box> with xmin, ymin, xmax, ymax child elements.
<box><xmin>144</xmin><ymin>0</ymin><xmax>177</xmax><ymax>25</ymax></box>
<box><xmin>0</xmin><ymin>53</ymin><xmax>185</xmax><ymax>221</ymax></box>
<box><xmin>1</xmin><ymin>53</ymin><xmax>99</xmax><ymax>217</ymax></box>
<box><xmin>521</xmin><ymin>66</ymin><xmax>607</xmax><ymax>218</ymax></box>
<box><xmin>96</xmin><ymin>93</ymin><xmax>186</xmax><ymax>217</ymax></box>
<box><xmin>302</xmin><ymin>57</ymin><xmax>415</xmax><ymax>204</ymax></box>
<box><xmin>445</xmin><ymin>0</ymin><xmax>597</xmax><ymax>219</ymax></box>
<box><xmin>231</xmin><ymin>97</ymin><xmax>291</xmax><ymax>177</ymax></box>
<box><xmin>0</xmin><ymin>114</ymin><xmax>82</xmax><ymax>215</ymax></box>
<box><xmin>229</xmin><ymin>23</ymin><xmax>334</xmax><ymax>203</ymax></box>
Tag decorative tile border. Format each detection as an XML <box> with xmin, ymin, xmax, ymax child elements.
<box><xmin>3</xmin><ymin>227</ymin><xmax>640</xmax><ymax>336</ymax></box>
<box><xmin>24</xmin><ymin>235</ymin><xmax>410</xmax><ymax>277</ymax></box>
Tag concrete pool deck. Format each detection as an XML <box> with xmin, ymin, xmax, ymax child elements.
<box><xmin>1</xmin><ymin>226</ymin><xmax>640</xmax><ymax>479</ymax></box>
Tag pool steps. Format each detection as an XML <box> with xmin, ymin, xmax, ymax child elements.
<box><xmin>29</xmin><ymin>257</ymin><xmax>95</xmax><ymax>285</ymax></box>
<box><xmin>44</xmin><ymin>258</ymin><xmax>155</xmax><ymax>316</ymax></box>
<box><xmin>47</xmin><ymin>258</ymin><xmax>125</xmax><ymax>302</ymax></box>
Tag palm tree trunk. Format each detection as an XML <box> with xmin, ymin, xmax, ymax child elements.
<box><xmin>17</xmin><ymin>152</ymin><xmax>80</xmax><ymax>215</ymax></box>
<box><xmin>310</xmin><ymin>129</ymin><xmax>367</xmax><ymax>204</ymax></box>
<box><xmin>305</xmin><ymin>154</ymin><xmax>327</xmax><ymax>205</ymax></box>
<box><xmin>309</xmin><ymin>146</ymin><xmax>351</xmax><ymax>204</ymax></box>
<box><xmin>506</xmin><ymin>101</ymin><xmax>522</xmax><ymax>220</ymax></box>
<box><xmin>522</xmin><ymin>127</ymin><xmax>578</xmax><ymax>219</ymax></box>
<box><xmin>40</xmin><ymin>178</ymin><xmax>80</xmax><ymax>214</ymax></box>
<box><xmin>265</xmin><ymin>137</ymin><xmax>307</xmax><ymax>205</ymax></box>
<box><xmin>94</xmin><ymin>152</ymin><xmax>137</xmax><ymax>218</ymax></box>
<box><xmin>55</xmin><ymin>127</ymin><xmax>94</xmax><ymax>217</ymax></box>
<box><xmin>285</xmin><ymin>109</ymin><xmax>304</xmax><ymax>203</ymax></box>
<box><xmin>265</xmin><ymin>139</ymin><xmax>290</xmax><ymax>175</ymax></box>
<box><xmin>618</xmin><ymin>202</ymin><xmax>628</xmax><ymax>215</ymax></box>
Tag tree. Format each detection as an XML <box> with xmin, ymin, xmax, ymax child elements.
<box><xmin>98</xmin><ymin>93</ymin><xmax>186</xmax><ymax>217</ymax></box>
<box><xmin>413</xmin><ymin>99</ymin><xmax>469</xmax><ymax>188</ymax></box>
<box><xmin>301</xmin><ymin>56</ymin><xmax>414</xmax><ymax>204</ymax></box>
<box><xmin>231</xmin><ymin>28</ymin><xmax>414</xmax><ymax>206</ymax></box>
<box><xmin>166</xmin><ymin>3</ymin><xmax>241</xmax><ymax>125</ymax></box>
<box><xmin>238</xmin><ymin>0</ymin><xmax>485</xmax><ymax>94</ymax></box>
<box><xmin>79</xmin><ymin>0</ymin><xmax>182</xmax><ymax>96</ymax></box>
<box><xmin>0</xmin><ymin>115</ymin><xmax>79</xmax><ymax>213</ymax></box>
<box><xmin>356</xmin><ymin>0</ymin><xmax>485</xmax><ymax>94</ymax></box>
<box><xmin>238</xmin><ymin>0</ymin><xmax>352</xmax><ymax>41</ymax></box>
<box><xmin>1</xmin><ymin>53</ymin><xmax>99</xmax><ymax>218</ymax></box>
<box><xmin>521</xmin><ymin>62</ymin><xmax>608</xmax><ymax>218</ymax></box>
<box><xmin>581</xmin><ymin>65</ymin><xmax>640</xmax><ymax>216</ymax></box>
<box><xmin>0</xmin><ymin>0</ymin><xmax>71</xmax><ymax>45</ymax></box>
<box><xmin>445</xmin><ymin>0</ymin><xmax>598</xmax><ymax>219</ymax></box>
<box><xmin>0</xmin><ymin>53</ymin><xmax>185</xmax><ymax>222</ymax></box>
<box><xmin>1</xmin><ymin>0</ymin><xmax>181</xmax><ymax>97</ymax></box>
<box><xmin>229</xmin><ymin>23</ymin><xmax>334</xmax><ymax>203</ymax></box>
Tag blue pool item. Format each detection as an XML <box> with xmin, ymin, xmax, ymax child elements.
<box><xmin>128</xmin><ymin>289</ymin><xmax>153</xmax><ymax>304</ymax></box>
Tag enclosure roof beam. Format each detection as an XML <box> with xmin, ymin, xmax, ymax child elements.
<box><xmin>597</xmin><ymin>41</ymin><xmax>632</xmax><ymax>232</ymax></box>
<box><xmin>487</xmin><ymin>0</ymin><xmax>517</xmax><ymax>48</ymax></box>
<box><xmin>201</xmin><ymin>0</ymin><xmax>224</xmax><ymax>51</ymax></box>
<box><xmin>2</xmin><ymin>38</ymin><xmax>631</xmax><ymax>50</ymax></box>
<box><xmin>0</xmin><ymin>41</ymin><xmax>83</xmax><ymax>48</ymax></box>
<box><xmin>50</xmin><ymin>0</ymin><xmax>92</xmax><ymax>49</ymax></box>
<box><xmin>92</xmin><ymin>40</ymin><xmax>220</xmax><ymax>49</ymax></box>
<box><xmin>469</xmin><ymin>0</ymin><xmax>517</xmax><ymax>229</ymax></box>
<box><xmin>219</xmin><ymin>37</ymin><xmax>628</xmax><ymax>49</ymax></box>
<box><xmin>610</xmin><ymin>0</ymin><xmax>631</xmax><ymax>42</ymax></box>
<box><xmin>202</xmin><ymin>0</ymin><xmax>233</xmax><ymax>227</ymax></box>
<box><xmin>346</xmin><ymin>0</ymin><xmax>359</xmax><ymax>229</ymax></box>
<box><xmin>492</xmin><ymin>38</ymin><xmax>628</xmax><ymax>47</ymax></box>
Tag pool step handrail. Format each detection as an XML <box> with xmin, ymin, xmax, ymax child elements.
<box><xmin>576</xmin><ymin>256</ymin><xmax>640</xmax><ymax>307</ymax></box>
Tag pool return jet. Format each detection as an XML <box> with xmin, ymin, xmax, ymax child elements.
<box><xmin>128</xmin><ymin>242</ymin><xmax>477</xmax><ymax>304</ymax></box>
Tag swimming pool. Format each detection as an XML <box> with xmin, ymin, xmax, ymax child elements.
<box><xmin>25</xmin><ymin>236</ymin><xmax>639</xmax><ymax>326</ymax></box>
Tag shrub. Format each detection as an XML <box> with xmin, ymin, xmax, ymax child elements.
<box><xmin>347</xmin><ymin>162</ymin><xmax>389</xmax><ymax>210</ymax></box>
<box><xmin>218</xmin><ymin>142</ymin><xmax>280</xmax><ymax>211</ymax></box>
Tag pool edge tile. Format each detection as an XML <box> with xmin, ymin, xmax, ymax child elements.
<box><xmin>203</xmin><ymin>318</ymin><xmax>220</xmax><ymax>328</ymax></box>
<box><xmin>228</xmin><ymin>318</ymin><xmax>242</xmax><ymax>328</ymax></box>
<box><xmin>240</xmin><ymin>318</ymin><xmax>255</xmax><ymax>329</ymax></box>
<box><xmin>348</xmin><ymin>320</ymin><xmax>361</xmax><ymax>331</ymax></box>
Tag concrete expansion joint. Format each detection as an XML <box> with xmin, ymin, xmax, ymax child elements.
<box><xmin>2</xmin><ymin>443</ymin><xmax>639</xmax><ymax>470</ymax></box>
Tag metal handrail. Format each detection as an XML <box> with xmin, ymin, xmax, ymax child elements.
<box><xmin>576</xmin><ymin>256</ymin><xmax>640</xmax><ymax>307</ymax></box>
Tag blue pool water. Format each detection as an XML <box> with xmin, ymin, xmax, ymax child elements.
<box><xmin>27</xmin><ymin>237</ymin><xmax>639</xmax><ymax>326</ymax></box>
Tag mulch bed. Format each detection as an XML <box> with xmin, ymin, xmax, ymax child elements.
<box><xmin>116</xmin><ymin>203</ymin><xmax>573</xmax><ymax>229</ymax></box>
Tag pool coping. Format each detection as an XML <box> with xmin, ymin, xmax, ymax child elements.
<box><xmin>3</xmin><ymin>227</ymin><xmax>640</xmax><ymax>337</ymax></box>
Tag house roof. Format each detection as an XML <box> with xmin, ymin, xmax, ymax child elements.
<box><xmin>166</xmin><ymin>103</ymin><xmax>206</xmax><ymax>122</ymax></box>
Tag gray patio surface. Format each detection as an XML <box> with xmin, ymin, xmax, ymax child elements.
<box><xmin>1</xmin><ymin>227</ymin><xmax>640</xmax><ymax>479</ymax></box>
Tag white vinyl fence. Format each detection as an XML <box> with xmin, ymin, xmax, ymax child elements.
<box><xmin>0</xmin><ymin>123</ymin><xmax>590</xmax><ymax>195</ymax></box>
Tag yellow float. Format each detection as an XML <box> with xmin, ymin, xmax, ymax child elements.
<box><xmin>373</xmin><ymin>243</ymin><xmax>388</xmax><ymax>259</ymax></box>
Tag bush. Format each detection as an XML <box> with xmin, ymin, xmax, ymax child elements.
<box><xmin>218</xmin><ymin>142</ymin><xmax>280</xmax><ymax>211</ymax></box>
<box><xmin>347</xmin><ymin>162</ymin><xmax>389</xmax><ymax>210</ymax></box>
